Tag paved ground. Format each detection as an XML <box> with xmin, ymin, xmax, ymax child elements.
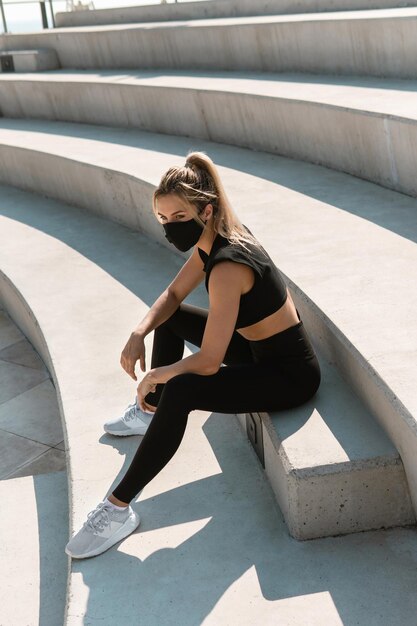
<box><xmin>0</xmin><ymin>306</ymin><xmax>68</xmax><ymax>626</ymax></box>
<box><xmin>2</xmin><ymin>182</ymin><xmax>417</xmax><ymax>624</ymax></box>
<box><xmin>1</xmin><ymin>306</ymin><xmax>417</xmax><ymax>625</ymax></box>
<box><xmin>0</xmin><ymin>308</ymin><xmax>66</xmax><ymax>479</ymax></box>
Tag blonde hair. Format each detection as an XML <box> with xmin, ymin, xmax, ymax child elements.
<box><xmin>152</xmin><ymin>150</ymin><xmax>262</xmax><ymax>252</ymax></box>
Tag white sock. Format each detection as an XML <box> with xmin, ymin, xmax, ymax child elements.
<box><xmin>104</xmin><ymin>496</ymin><xmax>129</xmax><ymax>511</ymax></box>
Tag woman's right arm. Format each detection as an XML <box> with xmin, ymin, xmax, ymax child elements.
<box><xmin>120</xmin><ymin>246</ymin><xmax>205</xmax><ymax>380</ymax></box>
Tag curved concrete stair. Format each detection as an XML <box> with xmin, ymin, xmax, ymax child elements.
<box><xmin>0</xmin><ymin>69</ymin><xmax>416</xmax><ymax>196</ymax></box>
<box><xmin>55</xmin><ymin>0</ymin><xmax>417</xmax><ymax>28</ymax></box>
<box><xmin>0</xmin><ymin>182</ymin><xmax>415</xmax><ymax>623</ymax></box>
<box><xmin>237</xmin><ymin>351</ymin><xmax>416</xmax><ymax>541</ymax></box>
<box><xmin>0</xmin><ymin>48</ymin><xmax>59</xmax><ymax>72</ymax></box>
<box><xmin>0</xmin><ymin>306</ymin><xmax>68</xmax><ymax>626</ymax></box>
<box><xmin>0</xmin><ymin>116</ymin><xmax>416</xmax><ymax>529</ymax></box>
<box><xmin>2</xmin><ymin>8</ymin><xmax>417</xmax><ymax>78</ymax></box>
<box><xmin>0</xmin><ymin>119</ymin><xmax>416</xmax><ymax>504</ymax></box>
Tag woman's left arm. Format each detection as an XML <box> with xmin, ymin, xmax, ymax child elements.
<box><xmin>137</xmin><ymin>261</ymin><xmax>245</xmax><ymax>408</ymax></box>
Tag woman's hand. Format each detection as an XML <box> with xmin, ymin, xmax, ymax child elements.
<box><xmin>120</xmin><ymin>331</ymin><xmax>147</xmax><ymax>380</ymax></box>
<box><xmin>136</xmin><ymin>373</ymin><xmax>157</xmax><ymax>413</ymax></box>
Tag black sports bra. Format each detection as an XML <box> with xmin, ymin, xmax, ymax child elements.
<box><xmin>197</xmin><ymin>225</ymin><xmax>288</xmax><ymax>329</ymax></box>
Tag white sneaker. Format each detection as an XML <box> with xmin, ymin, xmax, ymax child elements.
<box><xmin>65</xmin><ymin>500</ymin><xmax>140</xmax><ymax>559</ymax></box>
<box><xmin>104</xmin><ymin>398</ymin><xmax>155</xmax><ymax>436</ymax></box>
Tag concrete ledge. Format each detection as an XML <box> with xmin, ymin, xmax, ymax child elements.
<box><xmin>0</xmin><ymin>118</ymin><xmax>416</xmax><ymax>526</ymax></box>
<box><xmin>2</xmin><ymin>183</ymin><xmax>345</xmax><ymax>622</ymax></box>
<box><xmin>237</xmin><ymin>349</ymin><xmax>416</xmax><ymax>540</ymax></box>
<box><xmin>0</xmin><ymin>49</ymin><xmax>59</xmax><ymax>72</ymax></box>
<box><xmin>0</xmin><ymin>471</ymin><xmax>68</xmax><ymax>625</ymax></box>
<box><xmin>0</xmin><ymin>179</ymin><xmax>414</xmax><ymax>554</ymax></box>
<box><xmin>3</xmin><ymin>205</ymin><xmax>417</xmax><ymax>621</ymax></box>
<box><xmin>2</xmin><ymin>241</ymin><xmax>417</xmax><ymax>619</ymax></box>
<box><xmin>54</xmin><ymin>0</ymin><xmax>417</xmax><ymax>27</ymax></box>
<box><xmin>1</xmin><ymin>8</ymin><xmax>417</xmax><ymax>78</ymax></box>
<box><xmin>0</xmin><ymin>187</ymin><xmax>206</xmax><ymax>623</ymax></box>
<box><xmin>0</xmin><ymin>69</ymin><xmax>416</xmax><ymax>196</ymax></box>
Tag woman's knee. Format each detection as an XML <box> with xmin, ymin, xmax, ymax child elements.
<box><xmin>157</xmin><ymin>304</ymin><xmax>182</xmax><ymax>330</ymax></box>
<box><xmin>164</xmin><ymin>372</ymin><xmax>197</xmax><ymax>392</ymax></box>
<box><xmin>161</xmin><ymin>372</ymin><xmax>201</xmax><ymax>407</ymax></box>
<box><xmin>309</xmin><ymin>357</ymin><xmax>321</xmax><ymax>395</ymax></box>
<box><xmin>295</xmin><ymin>359</ymin><xmax>322</xmax><ymax>405</ymax></box>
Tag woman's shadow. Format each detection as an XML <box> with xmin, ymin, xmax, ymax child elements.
<box><xmin>70</xmin><ymin>408</ymin><xmax>417</xmax><ymax>626</ymax></box>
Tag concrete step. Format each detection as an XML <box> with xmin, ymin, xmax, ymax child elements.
<box><xmin>0</xmin><ymin>48</ymin><xmax>59</xmax><ymax>72</ymax></box>
<box><xmin>55</xmin><ymin>0</ymin><xmax>417</xmax><ymax>28</ymax></box>
<box><xmin>0</xmin><ymin>183</ymin><xmax>415</xmax><ymax>625</ymax></box>
<box><xmin>0</xmin><ymin>471</ymin><xmax>68</xmax><ymax>625</ymax></box>
<box><xmin>0</xmin><ymin>118</ymin><xmax>416</xmax><ymax>516</ymax></box>
<box><xmin>1</xmin><ymin>8</ymin><xmax>417</xmax><ymax>78</ymax></box>
<box><xmin>238</xmin><ymin>350</ymin><xmax>416</xmax><ymax>540</ymax></box>
<box><xmin>0</xmin><ymin>254</ymin><xmax>417</xmax><ymax>626</ymax></box>
<box><xmin>0</xmin><ymin>306</ymin><xmax>68</xmax><ymax>626</ymax></box>
<box><xmin>0</xmin><ymin>69</ymin><xmax>415</xmax><ymax>196</ymax></box>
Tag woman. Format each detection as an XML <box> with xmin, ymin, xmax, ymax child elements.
<box><xmin>65</xmin><ymin>151</ymin><xmax>321</xmax><ymax>559</ymax></box>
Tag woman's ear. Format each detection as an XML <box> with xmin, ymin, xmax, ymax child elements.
<box><xmin>203</xmin><ymin>203</ymin><xmax>214</xmax><ymax>222</ymax></box>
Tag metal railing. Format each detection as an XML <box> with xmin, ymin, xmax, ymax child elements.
<box><xmin>0</xmin><ymin>0</ymin><xmax>56</xmax><ymax>32</ymax></box>
<box><xmin>0</xmin><ymin>0</ymin><xmax>182</xmax><ymax>34</ymax></box>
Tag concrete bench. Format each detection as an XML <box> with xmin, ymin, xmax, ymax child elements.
<box><xmin>0</xmin><ymin>68</ymin><xmax>416</xmax><ymax>197</ymax></box>
<box><xmin>0</xmin><ymin>8</ymin><xmax>417</xmax><ymax>78</ymax></box>
<box><xmin>0</xmin><ymin>116</ymin><xmax>415</xmax><ymax>540</ymax></box>
<box><xmin>237</xmin><ymin>352</ymin><xmax>415</xmax><ymax>540</ymax></box>
<box><xmin>0</xmin><ymin>177</ymin><xmax>415</xmax><ymax>539</ymax></box>
<box><xmin>0</xmin><ymin>182</ymin><xmax>335</xmax><ymax>622</ymax></box>
<box><xmin>54</xmin><ymin>0</ymin><xmax>417</xmax><ymax>27</ymax></box>
<box><xmin>2</xmin><ymin>183</ymin><xmax>416</xmax><ymax>626</ymax></box>
<box><xmin>0</xmin><ymin>306</ymin><xmax>67</xmax><ymax>624</ymax></box>
<box><xmin>0</xmin><ymin>48</ymin><xmax>59</xmax><ymax>72</ymax></box>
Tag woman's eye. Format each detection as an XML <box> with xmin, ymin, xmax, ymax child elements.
<box><xmin>159</xmin><ymin>215</ymin><xmax>185</xmax><ymax>221</ymax></box>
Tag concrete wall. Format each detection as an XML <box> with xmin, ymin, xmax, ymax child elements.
<box><xmin>0</xmin><ymin>73</ymin><xmax>415</xmax><ymax>197</ymax></box>
<box><xmin>1</xmin><ymin>118</ymin><xmax>417</xmax><ymax>518</ymax></box>
<box><xmin>2</xmin><ymin>11</ymin><xmax>417</xmax><ymax>79</ymax></box>
<box><xmin>55</xmin><ymin>0</ymin><xmax>417</xmax><ymax>28</ymax></box>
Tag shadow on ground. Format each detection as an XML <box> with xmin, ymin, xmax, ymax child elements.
<box><xmin>66</xmin><ymin>412</ymin><xmax>417</xmax><ymax>626</ymax></box>
<box><xmin>1</xmin><ymin>119</ymin><xmax>416</xmax><ymax>244</ymax></box>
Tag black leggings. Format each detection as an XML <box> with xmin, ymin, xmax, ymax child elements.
<box><xmin>112</xmin><ymin>302</ymin><xmax>321</xmax><ymax>503</ymax></box>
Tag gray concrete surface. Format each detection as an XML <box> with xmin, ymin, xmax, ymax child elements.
<box><xmin>54</xmin><ymin>0</ymin><xmax>417</xmax><ymax>27</ymax></box>
<box><xmin>0</xmin><ymin>172</ymin><xmax>413</xmax><ymax>547</ymax></box>
<box><xmin>0</xmin><ymin>119</ymin><xmax>416</xmax><ymax>523</ymax></box>
<box><xmin>2</xmin><ymin>8</ymin><xmax>417</xmax><ymax>78</ymax></box>
<box><xmin>0</xmin><ymin>48</ymin><xmax>59</xmax><ymax>72</ymax></box>
<box><xmin>0</xmin><ymin>308</ymin><xmax>66</xmax><ymax>478</ymax></box>
<box><xmin>1</xmin><ymin>185</ymin><xmax>417</xmax><ymax>625</ymax></box>
<box><xmin>237</xmin><ymin>352</ymin><xmax>415</xmax><ymax>541</ymax></box>
<box><xmin>0</xmin><ymin>306</ymin><xmax>68</xmax><ymax>626</ymax></box>
<box><xmin>0</xmin><ymin>471</ymin><xmax>68</xmax><ymax>626</ymax></box>
<box><xmin>0</xmin><ymin>69</ymin><xmax>416</xmax><ymax>197</ymax></box>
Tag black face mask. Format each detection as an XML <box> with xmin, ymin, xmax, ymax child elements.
<box><xmin>162</xmin><ymin>215</ymin><xmax>207</xmax><ymax>252</ymax></box>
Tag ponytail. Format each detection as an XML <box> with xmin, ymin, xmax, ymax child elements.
<box><xmin>152</xmin><ymin>150</ymin><xmax>262</xmax><ymax>252</ymax></box>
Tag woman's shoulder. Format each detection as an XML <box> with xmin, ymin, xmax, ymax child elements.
<box><xmin>209</xmin><ymin>235</ymin><xmax>267</xmax><ymax>278</ymax></box>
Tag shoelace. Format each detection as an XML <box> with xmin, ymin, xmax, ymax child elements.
<box><xmin>84</xmin><ymin>503</ymin><xmax>112</xmax><ymax>534</ymax></box>
<box><xmin>122</xmin><ymin>402</ymin><xmax>141</xmax><ymax>423</ymax></box>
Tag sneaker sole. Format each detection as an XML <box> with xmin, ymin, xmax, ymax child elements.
<box><xmin>103</xmin><ymin>425</ymin><xmax>148</xmax><ymax>436</ymax></box>
<box><xmin>65</xmin><ymin>511</ymin><xmax>141</xmax><ymax>559</ymax></box>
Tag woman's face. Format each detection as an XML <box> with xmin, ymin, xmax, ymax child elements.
<box><xmin>156</xmin><ymin>195</ymin><xmax>195</xmax><ymax>224</ymax></box>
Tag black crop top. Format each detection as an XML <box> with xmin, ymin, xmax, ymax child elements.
<box><xmin>197</xmin><ymin>225</ymin><xmax>288</xmax><ymax>329</ymax></box>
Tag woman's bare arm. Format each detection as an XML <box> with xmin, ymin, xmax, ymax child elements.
<box><xmin>134</xmin><ymin>245</ymin><xmax>205</xmax><ymax>337</ymax></box>
<box><xmin>133</xmin><ymin>288</ymin><xmax>181</xmax><ymax>337</ymax></box>
<box><xmin>146</xmin><ymin>261</ymin><xmax>245</xmax><ymax>384</ymax></box>
<box><xmin>121</xmin><ymin>246</ymin><xmax>205</xmax><ymax>379</ymax></box>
